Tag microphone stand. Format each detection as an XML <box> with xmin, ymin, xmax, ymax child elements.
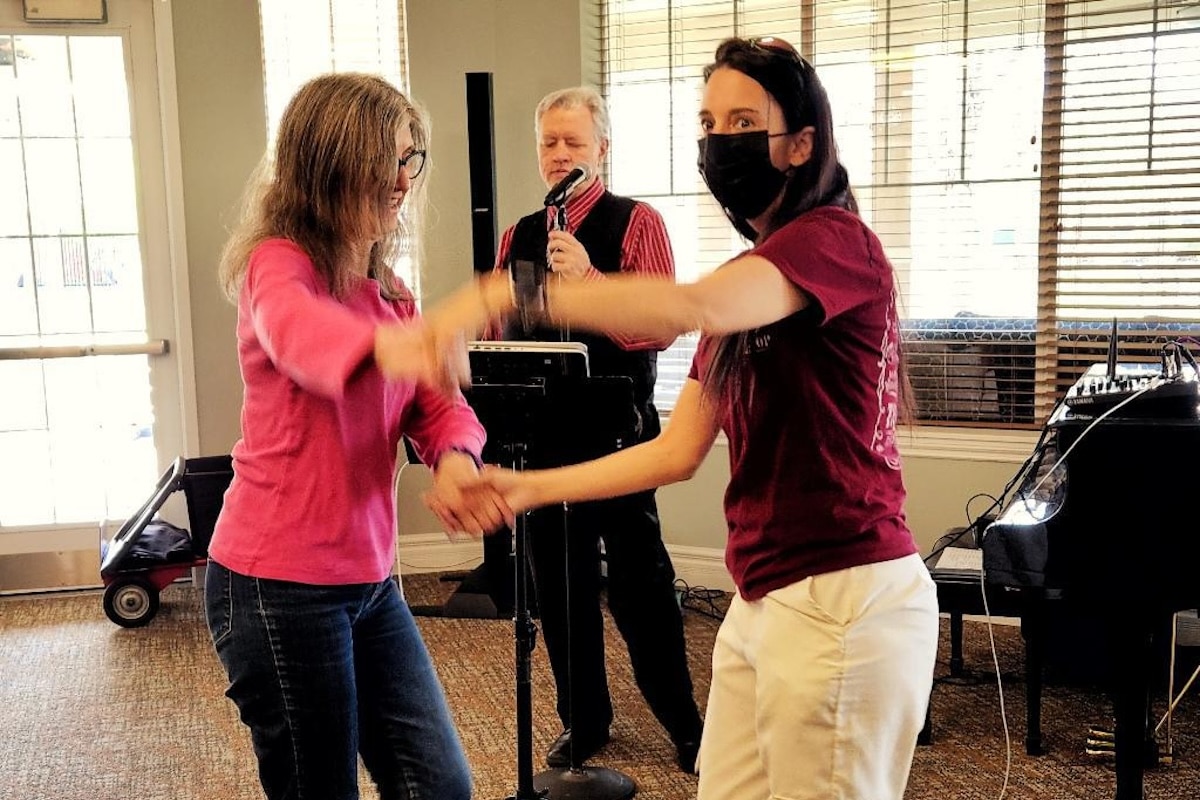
<box><xmin>531</xmin><ymin>501</ymin><xmax>636</xmax><ymax>800</ymax></box>
<box><xmin>548</xmin><ymin>201</ymin><xmax>570</xmax><ymax>342</ymax></box>
<box><xmin>468</xmin><ymin>369</ymin><xmax>636</xmax><ymax>800</ymax></box>
<box><xmin>507</xmin><ymin>441</ymin><xmax>545</xmax><ymax>800</ymax></box>
<box><xmin>521</xmin><ymin>206</ymin><xmax>633</xmax><ymax>798</ymax></box>
<box><xmin>529</xmin><ymin>369</ymin><xmax>636</xmax><ymax>800</ymax></box>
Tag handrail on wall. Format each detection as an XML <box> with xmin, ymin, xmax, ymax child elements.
<box><xmin>0</xmin><ymin>340</ymin><xmax>169</xmax><ymax>360</ymax></box>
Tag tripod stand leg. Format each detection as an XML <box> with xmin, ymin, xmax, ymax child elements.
<box><xmin>532</xmin><ymin>502</ymin><xmax>637</xmax><ymax>800</ymax></box>
<box><xmin>508</xmin><ymin>449</ymin><xmax>547</xmax><ymax>800</ymax></box>
<box><xmin>563</xmin><ymin>501</ymin><xmax>584</xmax><ymax>771</ymax></box>
<box><xmin>511</xmin><ymin>520</ymin><xmax>548</xmax><ymax>799</ymax></box>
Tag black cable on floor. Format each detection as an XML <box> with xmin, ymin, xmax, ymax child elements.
<box><xmin>674</xmin><ymin>577</ymin><xmax>728</xmax><ymax>621</ymax></box>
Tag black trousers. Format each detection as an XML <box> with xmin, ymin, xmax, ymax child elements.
<box><xmin>526</xmin><ymin>490</ymin><xmax>703</xmax><ymax>746</ymax></box>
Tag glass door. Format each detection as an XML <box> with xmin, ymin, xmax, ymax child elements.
<box><xmin>0</xmin><ymin>0</ymin><xmax>187</xmax><ymax>591</ymax></box>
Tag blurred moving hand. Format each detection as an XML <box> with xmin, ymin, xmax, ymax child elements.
<box><xmin>374</xmin><ymin>322</ymin><xmax>470</xmax><ymax>394</ymax></box>
<box><xmin>422</xmin><ymin>273</ymin><xmax>512</xmax><ymax>345</ymax></box>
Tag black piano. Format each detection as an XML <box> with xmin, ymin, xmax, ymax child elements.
<box><xmin>983</xmin><ymin>362</ymin><xmax>1200</xmax><ymax>800</ymax></box>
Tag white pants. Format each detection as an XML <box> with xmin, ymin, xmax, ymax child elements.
<box><xmin>696</xmin><ymin>553</ymin><xmax>939</xmax><ymax>800</ymax></box>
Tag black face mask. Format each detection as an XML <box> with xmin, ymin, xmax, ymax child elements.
<box><xmin>697</xmin><ymin>131</ymin><xmax>788</xmax><ymax>220</ymax></box>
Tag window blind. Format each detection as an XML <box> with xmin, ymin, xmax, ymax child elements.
<box><xmin>1038</xmin><ymin>0</ymin><xmax>1200</xmax><ymax>421</ymax></box>
<box><xmin>600</xmin><ymin>0</ymin><xmax>1200</xmax><ymax>428</ymax></box>
<box><xmin>257</xmin><ymin>0</ymin><xmax>419</xmax><ymax>296</ymax></box>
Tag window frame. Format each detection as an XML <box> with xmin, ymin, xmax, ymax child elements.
<box><xmin>256</xmin><ymin>0</ymin><xmax>420</xmax><ymax>298</ymax></box>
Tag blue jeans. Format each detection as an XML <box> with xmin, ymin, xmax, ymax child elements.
<box><xmin>204</xmin><ymin>560</ymin><xmax>471</xmax><ymax>800</ymax></box>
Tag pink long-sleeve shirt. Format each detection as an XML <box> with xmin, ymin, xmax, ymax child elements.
<box><xmin>207</xmin><ymin>238</ymin><xmax>486</xmax><ymax>585</ymax></box>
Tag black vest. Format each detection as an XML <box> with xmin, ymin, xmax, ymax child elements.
<box><xmin>504</xmin><ymin>192</ymin><xmax>660</xmax><ymax>441</ymax></box>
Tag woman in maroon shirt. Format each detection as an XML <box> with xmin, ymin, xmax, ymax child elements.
<box><xmin>429</xmin><ymin>36</ymin><xmax>939</xmax><ymax>800</ymax></box>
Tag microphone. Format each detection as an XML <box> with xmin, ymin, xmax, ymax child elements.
<box><xmin>544</xmin><ymin>164</ymin><xmax>590</xmax><ymax>206</ymax></box>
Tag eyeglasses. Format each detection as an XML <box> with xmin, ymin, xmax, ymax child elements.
<box><xmin>398</xmin><ymin>150</ymin><xmax>426</xmax><ymax>180</ymax></box>
<box><xmin>747</xmin><ymin>36</ymin><xmax>813</xmax><ymax>71</ymax></box>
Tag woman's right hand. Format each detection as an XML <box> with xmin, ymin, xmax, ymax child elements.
<box><xmin>373</xmin><ymin>323</ymin><xmax>469</xmax><ymax>393</ymax></box>
<box><xmin>481</xmin><ymin>465</ymin><xmax>540</xmax><ymax>518</ymax></box>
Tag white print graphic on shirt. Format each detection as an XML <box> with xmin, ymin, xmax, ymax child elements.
<box><xmin>746</xmin><ymin>329</ymin><xmax>772</xmax><ymax>354</ymax></box>
<box><xmin>871</xmin><ymin>293</ymin><xmax>902</xmax><ymax>470</ymax></box>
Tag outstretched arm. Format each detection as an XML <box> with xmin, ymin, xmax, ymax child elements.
<box><xmin>545</xmin><ymin>200</ymin><xmax>678</xmax><ymax>351</ymax></box>
<box><xmin>468</xmin><ymin>378</ymin><xmax>720</xmax><ymax>525</ymax></box>
<box><xmin>425</xmin><ymin>252</ymin><xmax>809</xmax><ymax>346</ymax></box>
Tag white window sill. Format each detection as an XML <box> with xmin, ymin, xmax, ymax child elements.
<box><xmin>898</xmin><ymin>426</ymin><xmax>1040</xmax><ymax>463</ymax></box>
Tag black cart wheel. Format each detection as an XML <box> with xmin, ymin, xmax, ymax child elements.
<box><xmin>103</xmin><ymin>578</ymin><xmax>160</xmax><ymax>628</ymax></box>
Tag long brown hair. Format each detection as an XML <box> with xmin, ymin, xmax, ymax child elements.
<box><xmin>699</xmin><ymin>38</ymin><xmax>915</xmax><ymax>423</ymax></box>
<box><xmin>218</xmin><ymin>72</ymin><xmax>429</xmax><ymax>302</ymax></box>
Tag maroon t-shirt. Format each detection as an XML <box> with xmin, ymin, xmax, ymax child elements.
<box><xmin>689</xmin><ymin>206</ymin><xmax>917</xmax><ymax>600</ymax></box>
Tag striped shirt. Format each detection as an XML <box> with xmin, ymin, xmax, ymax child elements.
<box><xmin>492</xmin><ymin>178</ymin><xmax>676</xmax><ymax>351</ymax></box>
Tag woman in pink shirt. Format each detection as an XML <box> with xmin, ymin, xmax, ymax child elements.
<box><xmin>429</xmin><ymin>37</ymin><xmax>939</xmax><ymax>800</ymax></box>
<box><xmin>205</xmin><ymin>73</ymin><xmax>498</xmax><ymax>800</ymax></box>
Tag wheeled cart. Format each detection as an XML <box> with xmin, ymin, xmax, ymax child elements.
<box><xmin>99</xmin><ymin>455</ymin><xmax>233</xmax><ymax>627</ymax></box>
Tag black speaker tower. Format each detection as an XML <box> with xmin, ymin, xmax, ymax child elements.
<box><xmin>406</xmin><ymin>74</ymin><xmax>513</xmax><ymax>621</ymax></box>
<box><xmin>466</xmin><ymin>72</ymin><xmax>498</xmax><ymax>274</ymax></box>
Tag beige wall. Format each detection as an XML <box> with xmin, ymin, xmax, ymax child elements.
<box><xmin>172</xmin><ymin>0</ymin><xmax>265</xmax><ymax>455</ymax></box>
<box><xmin>903</xmin><ymin>455</ymin><xmax>1020</xmax><ymax>552</ymax></box>
<box><xmin>170</xmin><ymin>0</ymin><xmax>1029</xmax><ymax>556</ymax></box>
<box><xmin>407</xmin><ymin>0</ymin><xmax>590</xmax><ymax>303</ymax></box>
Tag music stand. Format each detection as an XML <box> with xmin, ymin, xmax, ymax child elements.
<box><xmin>464</xmin><ymin>342</ymin><xmax>638</xmax><ymax>800</ymax></box>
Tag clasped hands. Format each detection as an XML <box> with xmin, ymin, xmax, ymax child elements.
<box><xmin>424</xmin><ymin>462</ymin><xmax>534</xmax><ymax>539</ymax></box>
<box><xmin>372</xmin><ymin>280</ymin><xmax>540</xmax><ymax>538</ymax></box>
<box><xmin>374</xmin><ymin>319</ymin><xmax>535</xmax><ymax>539</ymax></box>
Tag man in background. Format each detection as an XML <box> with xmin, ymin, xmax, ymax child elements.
<box><xmin>489</xmin><ymin>86</ymin><xmax>703</xmax><ymax>774</ymax></box>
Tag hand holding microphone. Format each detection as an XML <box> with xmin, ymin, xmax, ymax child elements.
<box><xmin>546</xmin><ymin>230</ymin><xmax>591</xmax><ymax>281</ymax></box>
<box><xmin>543</xmin><ymin>163</ymin><xmax>594</xmax><ymax>281</ymax></box>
